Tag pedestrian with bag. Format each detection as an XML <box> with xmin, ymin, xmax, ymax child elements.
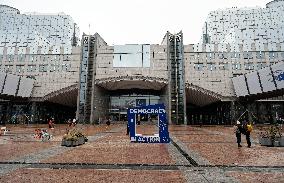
<box><xmin>244</xmin><ymin>121</ymin><xmax>252</xmax><ymax>148</ymax></box>
<box><xmin>234</xmin><ymin>121</ymin><xmax>243</xmax><ymax>147</ymax></box>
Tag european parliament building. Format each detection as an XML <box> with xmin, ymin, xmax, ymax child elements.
<box><xmin>0</xmin><ymin>1</ymin><xmax>284</xmax><ymax>125</ymax></box>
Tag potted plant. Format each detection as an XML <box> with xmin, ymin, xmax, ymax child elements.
<box><xmin>280</xmin><ymin>135</ymin><xmax>284</xmax><ymax>146</ymax></box>
<box><xmin>259</xmin><ymin>124</ymin><xmax>283</xmax><ymax>147</ymax></box>
<box><xmin>62</xmin><ymin>129</ymin><xmax>87</xmax><ymax>147</ymax></box>
<box><xmin>258</xmin><ymin>131</ymin><xmax>273</xmax><ymax>146</ymax></box>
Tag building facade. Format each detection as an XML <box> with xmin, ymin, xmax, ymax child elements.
<box><xmin>1</xmin><ymin>1</ymin><xmax>284</xmax><ymax>125</ymax></box>
<box><xmin>0</xmin><ymin>5</ymin><xmax>81</xmax><ymax>124</ymax></box>
<box><xmin>78</xmin><ymin>0</ymin><xmax>284</xmax><ymax>124</ymax></box>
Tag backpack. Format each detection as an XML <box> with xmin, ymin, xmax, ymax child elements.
<box><xmin>247</xmin><ymin>124</ymin><xmax>253</xmax><ymax>132</ymax></box>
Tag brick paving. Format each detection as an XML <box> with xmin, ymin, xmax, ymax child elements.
<box><xmin>0</xmin><ymin>123</ymin><xmax>283</xmax><ymax>182</ymax></box>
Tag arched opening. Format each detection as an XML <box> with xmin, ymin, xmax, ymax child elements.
<box><xmin>185</xmin><ymin>84</ymin><xmax>232</xmax><ymax>125</ymax></box>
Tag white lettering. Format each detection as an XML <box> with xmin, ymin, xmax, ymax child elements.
<box><xmin>129</xmin><ymin>108</ymin><xmax>166</xmax><ymax>114</ymax></box>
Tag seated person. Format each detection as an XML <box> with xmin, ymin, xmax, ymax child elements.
<box><xmin>41</xmin><ymin>129</ymin><xmax>51</xmax><ymax>141</ymax></box>
<box><xmin>34</xmin><ymin>129</ymin><xmax>42</xmax><ymax>139</ymax></box>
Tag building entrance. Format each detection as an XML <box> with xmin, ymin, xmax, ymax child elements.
<box><xmin>109</xmin><ymin>89</ymin><xmax>162</xmax><ymax>122</ymax></box>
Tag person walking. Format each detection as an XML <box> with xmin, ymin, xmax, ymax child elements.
<box><xmin>126</xmin><ymin>122</ymin><xmax>130</xmax><ymax>135</ymax></box>
<box><xmin>137</xmin><ymin>114</ymin><xmax>141</xmax><ymax>125</ymax></box>
<box><xmin>234</xmin><ymin>121</ymin><xmax>243</xmax><ymax>147</ymax></box>
<box><xmin>244</xmin><ymin>121</ymin><xmax>252</xmax><ymax>148</ymax></box>
<box><xmin>106</xmin><ymin>117</ymin><xmax>111</xmax><ymax>126</ymax></box>
<box><xmin>72</xmin><ymin>118</ymin><xmax>77</xmax><ymax>127</ymax></box>
<box><xmin>48</xmin><ymin>118</ymin><xmax>55</xmax><ymax>129</ymax></box>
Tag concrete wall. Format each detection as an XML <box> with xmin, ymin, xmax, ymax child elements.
<box><xmin>30</xmin><ymin>47</ymin><xmax>81</xmax><ymax>98</ymax></box>
<box><xmin>0</xmin><ymin>46</ymin><xmax>81</xmax><ymax>98</ymax></box>
<box><xmin>184</xmin><ymin>43</ymin><xmax>284</xmax><ymax>97</ymax></box>
<box><xmin>95</xmin><ymin>45</ymin><xmax>168</xmax><ymax>80</ymax></box>
<box><xmin>91</xmin><ymin>85</ymin><xmax>109</xmax><ymax>123</ymax></box>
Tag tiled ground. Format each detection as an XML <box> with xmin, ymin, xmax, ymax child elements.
<box><xmin>227</xmin><ymin>172</ymin><xmax>284</xmax><ymax>183</ymax></box>
<box><xmin>171</xmin><ymin>125</ymin><xmax>284</xmax><ymax>167</ymax></box>
<box><xmin>0</xmin><ymin>123</ymin><xmax>283</xmax><ymax>183</ymax></box>
<box><xmin>0</xmin><ymin>169</ymin><xmax>186</xmax><ymax>183</ymax></box>
<box><xmin>0</xmin><ymin>142</ymin><xmax>58</xmax><ymax>161</ymax></box>
<box><xmin>43</xmin><ymin>131</ymin><xmax>175</xmax><ymax>165</ymax></box>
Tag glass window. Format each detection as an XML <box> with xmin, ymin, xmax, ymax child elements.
<box><xmin>257</xmin><ymin>62</ymin><xmax>266</xmax><ymax>70</ymax></box>
<box><xmin>195</xmin><ymin>53</ymin><xmax>200</xmax><ymax>60</ymax></box>
<box><xmin>54</xmin><ymin>55</ymin><xmax>58</xmax><ymax>62</ymax></box>
<box><xmin>244</xmin><ymin>63</ymin><xmax>254</xmax><ymax>70</ymax></box>
<box><xmin>281</xmin><ymin>52</ymin><xmax>284</xmax><ymax>59</ymax></box>
<box><xmin>219</xmin><ymin>63</ymin><xmax>229</xmax><ymax>70</ymax></box>
<box><xmin>207</xmin><ymin>52</ymin><xmax>215</xmax><ymax>59</ymax></box>
<box><xmin>110</xmin><ymin>94</ymin><xmax>161</xmax><ymax>114</ymax></box>
<box><xmin>269</xmin><ymin>52</ymin><xmax>278</xmax><ymax>59</ymax></box>
<box><xmin>231</xmin><ymin>52</ymin><xmax>240</xmax><ymax>59</ymax></box>
<box><xmin>232</xmin><ymin>63</ymin><xmax>241</xmax><ymax>70</ymax></box>
<box><xmin>256</xmin><ymin>51</ymin><xmax>265</xmax><ymax>59</ymax></box>
<box><xmin>18</xmin><ymin>54</ymin><xmax>25</xmax><ymax>62</ymax></box>
<box><xmin>42</xmin><ymin>55</ymin><xmax>47</xmax><ymax>62</ymax></box>
<box><xmin>243</xmin><ymin>52</ymin><xmax>253</xmax><ymax>59</ymax></box>
<box><xmin>0</xmin><ymin>55</ymin><xmax>3</xmax><ymax>62</ymax></box>
<box><xmin>27</xmin><ymin>65</ymin><xmax>37</xmax><ymax>72</ymax></box>
<box><xmin>62</xmin><ymin>63</ymin><xmax>71</xmax><ymax>72</ymax></box>
<box><xmin>7</xmin><ymin>55</ymin><xmax>14</xmax><ymax>62</ymax></box>
<box><xmin>30</xmin><ymin>55</ymin><xmax>35</xmax><ymax>62</ymax></box>
<box><xmin>63</xmin><ymin>55</ymin><xmax>70</xmax><ymax>61</ymax></box>
<box><xmin>207</xmin><ymin>63</ymin><xmax>216</xmax><ymax>71</ymax></box>
<box><xmin>194</xmin><ymin>63</ymin><xmax>203</xmax><ymax>71</ymax></box>
<box><xmin>189</xmin><ymin>54</ymin><xmax>195</xmax><ymax>60</ymax></box>
<box><xmin>79</xmin><ymin>92</ymin><xmax>85</xmax><ymax>103</ymax></box>
<box><xmin>50</xmin><ymin>64</ymin><xmax>60</xmax><ymax>72</ymax></box>
<box><xmin>39</xmin><ymin>64</ymin><xmax>48</xmax><ymax>72</ymax></box>
<box><xmin>113</xmin><ymin>45</ymin><xmax>150</xmax><ymax>68</ymax></box>
<box><xmin>16</xmin><ymin>65</ymin><xmax>25</xmax><ymax>73</ymax></box>
<box><xmin>4</xmin><ymin>65</ymin><xmax>13</xmax><ymax>73</ymax></box>
<box><xmin>218</xmin><ymin>52</ymin><xmax>228</xmax><ymax>59</ymax></box>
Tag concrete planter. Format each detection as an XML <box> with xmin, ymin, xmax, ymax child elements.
<box><xmin>280</xmin><ymin>137</ymin><xmax>284</xmax><ymax>146</ymax></box>
<box><xmin>259</xmin><ymin>137</ymin><xmax>273</xmax><ymax>146</ymax></box>
<box><xmin>78</xmin><ymin>137</ymin><xmax>85</xmax><ymax>145</ymax></box>
<box><xmin>64</xmin><ymin>140</ymin><xmax>74</xmax><ymax>147</ymax></box>
<box><xmin>259</xmin><ymin>136</ymin><xmax>284</xmax><ymax>147</ymax></box>
<box><xmin>61</xmin><ymin>137</ymin><xmax>85</xmax><ymax>147</ymax></box>
<box><xmin>273</xmin><ymin>137</ymin><xmax>280</xmax><ymax>147</ymax></box>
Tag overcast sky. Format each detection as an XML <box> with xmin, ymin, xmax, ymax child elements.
<box><xmin>2</xmin><ymin>0</ymin><xmax>271</xmax><ymax>45</ymax></box>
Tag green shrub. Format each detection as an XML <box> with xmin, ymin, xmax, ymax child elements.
<box><xmin>63</xmin><ymin>129</ymin><xmax>86</xmax><ymax>141</ymax></box>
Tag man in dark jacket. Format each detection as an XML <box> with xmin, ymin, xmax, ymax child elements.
<box><xmin>126</xmin><ymin>122</ymin><xmax>130</xmax><ymax>135</ymax></box>
<box><xmin>235</xmin><ymin>121</ymin><xmax>243</xmax><ymax>147</ymax></box>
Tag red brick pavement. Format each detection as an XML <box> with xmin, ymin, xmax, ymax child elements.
<box><xmin>1</xmin><ymin>124</ymin><xmax>284</xmax><ymax>183</ymax></box>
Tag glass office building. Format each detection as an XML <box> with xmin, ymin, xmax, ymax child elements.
<box><xmin>0</xmin><ymin>5</ymin><xmax>81</xmax><ymax>124</ymax></box>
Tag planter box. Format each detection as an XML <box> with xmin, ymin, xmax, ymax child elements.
<box><xmin>274</xmin><ymin>140</ymin><xmax>281</xmax><ymax>147</ymax></box>
<box><xmin>259</xmin><ymin>136</ymin><xmax>284</xmax><ymax>147</ymax></box>
<box><xmin>64</xmin><ymin>140</ymin><xmax>73</xmax><ymax>147</ymax></box>
<box><xmin>78</xmin><ymin>137</ymin><xmax>85</xmax><ymax>145</ymax></box>
<box><xmin>61</xmin><ymin>140</ymin><xmax>66</xmax><ymax>146</ymax></box>
<box><xmin>61</xmin><ymin>137</ymin><xmax>86</xmax><ymax>147</ymax></box>
<box><xmin>279</xmin><ymin>137</ymin><xmax>284</xmax><ymax>147</ymax></box>
<box><xmin>259</xmin><ymin>137</ymin><xmax>273</xmax><ymax>146</ymax></box>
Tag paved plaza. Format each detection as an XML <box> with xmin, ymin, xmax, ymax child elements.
<box><xmin>0</xmin><ymin>123</ymin><xmax>283</xmax><ymax>183</ymax></box>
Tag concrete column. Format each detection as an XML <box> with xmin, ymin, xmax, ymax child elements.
<box><xmin>90</xmin><ymin>85</ymin><xmax>109</xmax><ymax>123</ymax></box>
<box><xmin>30</xmin><ymin>102</ymin><xmax>37</xmax><ymax>124</ymax></box>
<box><xmin>160</xmin><ymin>85</ymin><xmax>170</xmax><ymax>123</ymax></box>
<box><xmin>230</xmin><ymin>101</ymin><xmax>236</xmax><ymax>125</ymax></box>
